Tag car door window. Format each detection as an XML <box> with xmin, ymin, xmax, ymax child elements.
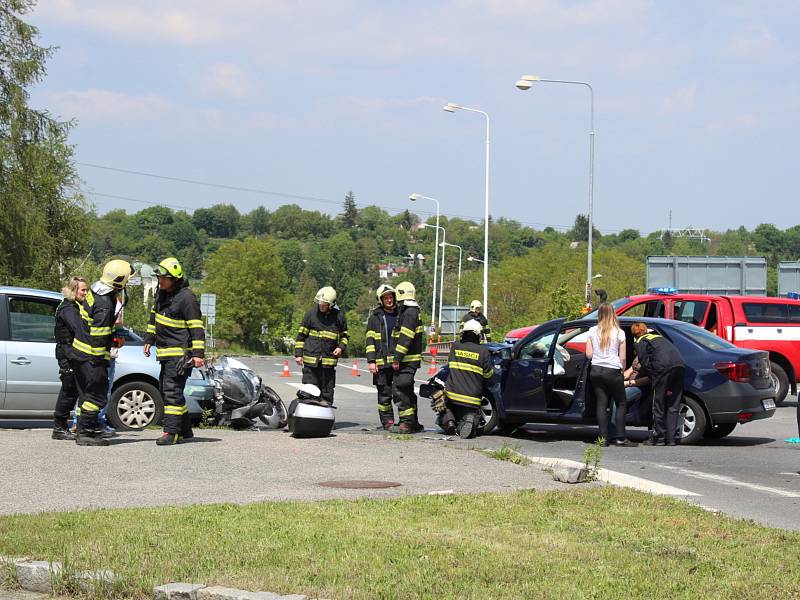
<box><xmin>9</xmin><ymin>298</ymin><xmax>58</xmax><ymax>342</ymax></box>
<box><xmin>673</xmin><ymin>300</ymin><xmax>709</xmax><ymax>326</ymax></box>
<box><xmin>619</xmin><ymin>300</ymin><xmax>665</xmax><ymax>319</ymax></box>
<box><xmin>517</xmin><ymin>327</ymin><xmax>561</xmax><ymax>360</ymax></box>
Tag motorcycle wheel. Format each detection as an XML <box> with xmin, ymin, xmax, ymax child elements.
<box><xmin>259</xmin><ymin>386</ymin><xmax>289</xmax><ymax>429</ymax></box>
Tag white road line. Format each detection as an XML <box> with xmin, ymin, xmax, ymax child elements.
<box><xmin>526</xmin><ymin>456</ymin><xmax>700</xmax><ymax>497</ymax></box>
<box><xmin>283</xmin><ymin>382</ymin><xmax>304</xmax><ymax>390</ymax></box>
<box><xmin>335</xmin><ymin>362</ymin><xmax>433</xmax><ymax>384</ymax></box>
<box><xmin>656</xmin><ymin>464</ymin><xmax>800</xmax><ymax>498</ymax></box>
<box><xmin>339</xmin><ymin>384</ymin><xmax>377</xmax><ymax>394</ymax></box>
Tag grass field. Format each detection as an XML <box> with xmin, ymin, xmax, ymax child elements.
<box><xmin>1</xmin><ymin>487</ymin><xmax>798</xmax><ymax>599</ymax></box>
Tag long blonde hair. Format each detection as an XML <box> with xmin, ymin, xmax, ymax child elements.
<box><xmin>62</xmin><ymin>276</ymin><xmax>86</xmax><ymax>301</ymax></box>
<box><xmin>596</xmin><ymin>302</ymin><xmax>621</xmax><ymax>352</ymax></box>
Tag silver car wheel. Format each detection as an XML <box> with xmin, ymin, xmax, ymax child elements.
<box><xmin>480</xmin><ymin>400</ymin><xmax>493</xmax><ymax>426</ymax></box>
<box><xmin>117</xmin><ymin>389</ymin><xmax>157</xmax><ymax>428</ymax></box>
<box><xmin>679</xmin><ymin>403</ymin><xmax>695</xmax><ymax>439</ymax></box>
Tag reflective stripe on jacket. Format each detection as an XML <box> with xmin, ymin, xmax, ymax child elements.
<box><xmin>365</xmin><ymin>306</ymin><xmax>399</xmax><ymax>368</ymax></box>
<box><xmin>144</xmin><ymin>280</ymin><xmax>205</xmax><ymax>361</ymax></box>
<box><xmin>295</xmin><ymin>306</ymin><xmax>348</xmax><ymax>368</ymax></box>
<box><xmin>445</xmin><ymin>340</ymin><xmax>493</xmax><ymax>407</ymax></box>
<box><xmin>71</xmin><ymin>288</ymin><xmax>116</xmax><ymax>363</ymax></box>
<box><xmin>392</xmin><ymin>302</ymin><xmax>424</xmax><ymax>368</ymax></box>
<box><xmin>460</xmin><ymin>312</ymin><xmax>492</xmax><ymax>341</ymax></box>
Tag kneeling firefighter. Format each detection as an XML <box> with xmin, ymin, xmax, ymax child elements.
<box><xmin>144</xmin><ymin>257</ymin><xmax>206</xmax><ymax>445</ymax></box>
<box><xmin>366</xmin><ymin>284</ymin><xmax>400</xmax><ymax>429</ymax></box>
<box><xmin>73</xmin><ymin>259</ymin><xmax>133</xmax><ymax>446</ymax></box>
<box><xmin>434</xmin><ymin>319</ymin><xmax>493</xmax><ymax>439</ymax></box>
<box><xmin>391</xmin><ymin>281</ymin><xmax>425</xmax><ymax>433</ymax></box>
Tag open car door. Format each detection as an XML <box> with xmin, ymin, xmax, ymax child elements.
<box><xmin>501</xmin><ymin>319</ymin><xmax>564</xmax><ymax>414</ymax></box>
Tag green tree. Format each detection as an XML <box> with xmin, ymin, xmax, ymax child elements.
<box><xmin>204</xmin><ymin>238</ymin><xmax>290</xmax><ymax>350</ymax></box>
<box><xmin>340</xmin><ymin>190</ymin><xmax>358</xmax><ymax>230</ymax></box>
<box><xmin>192</xmin><ymin>204</ymin><xmax>241</xmax><ymax>238</ymax></box>
<box><xmin>0</xmin><ymin>0</ymin><xmax>88</xmax><ymax>289</ymax></box>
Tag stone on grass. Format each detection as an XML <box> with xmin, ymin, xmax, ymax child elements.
<box><xmin>552</xmin><ymin>465</ymin><xmax>587</xmax><ymax>484</ymax></box>
<box><xmin>197</xmin><ymin>586</ymin><xmax>281</xmax><ymax>600</ymax></box>
<box><xmin>154</xmin><ymin>582</ymin><xmax>207</xmax><ymax>600</ymax></box>
<box><xmin>15</xmin><ymin>560</ymin><xmax>61</xmax><ymax>593</ymax></box>
<box><xmin>77</xmin><ymin>569</ymin><xmax>115</xmax><ymax>593</ymax></box>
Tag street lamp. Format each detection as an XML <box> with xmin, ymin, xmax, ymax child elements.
<box><xmin>409</xmin><ymin>193</ymin><xmax>440</xmax><ymax>334</ymax></box>
<box><xmin>422</xmin><ymin>223</ymin><xmax>446</xmax><ymax>335</ymax></box>
<box><xmin>441</xmin><ymin>241</ymin><xmax>463</xmax><ymax>307</ymax></box>
<box><xmin>516</xmin><ymin>74</ymin><xmax>595</xmax><ymax>307</ymax></box>
<box><xmin>443</xmin><ymin>101</ymin><xmax>490</xmax><ymax>315</ymax></box>
<box><xmin>466</xmin><ymin>256</ymin><xmax>484</xmax><ymax>264</ymax></box>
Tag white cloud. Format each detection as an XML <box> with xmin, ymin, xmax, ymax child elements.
<box><xmin>45</xmin><ymin>89</ymin><xmax>170</xmax><ymax>122</ymax></box>
<box><xmin>723</xmin><ymin>25</ymin><xmax>798</xmax><ymax>64</ymax></box>
<box><xmin>200</xmin><ymin>62</ymin><xmax>254</xmax><ymax>100</ymax></box>
<box><xmin>662</xmin><ymin>86</ymin><xmax>697</xmax><ymax>113</ymax></box>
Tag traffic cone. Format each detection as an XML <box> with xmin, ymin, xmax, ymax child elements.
<box><xmin>427</xmin><ymin>355</ymin><xmax>438</xmax><ymax>375</ymax></box>
<box><xmin>281</xmin><ymin>359</ymin><xmax>291</xmax><ymax>378</ymax></box>
<box><xmin>351</xmin><ymin>360</ymin><xmax>360</xmax><ymax>377</ymax></box>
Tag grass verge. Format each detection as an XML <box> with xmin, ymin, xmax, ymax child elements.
<box><xmin>480</xmin><ymin>442</ymin><xmax>531</xmax><ymax>466</ymax></box>
<box><xmin>0</xmin><ymin>488</ymin><xmax>798</xmax><ymax>599</ymax></box>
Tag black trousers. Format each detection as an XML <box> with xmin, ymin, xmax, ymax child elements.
<box><xmin>591</xmin><ymin>365</ymin><xmax>627</xmax><ymax>441</ymax></box>
<box><xmin>393</xmin><ymin>365</ymin><xmax>418</xmax><ymax>425</ymax></box>
<box><xmin>74</xmin><ymin>360</ymin><xmax>109</xmax><ymax>431</ymax></box>
<box><xmin>160</xmin><ymin>358</ymin><xmax>191</xmax><ymax>434</ymax></box>
<box><xmin>302</xmin><ymin>366</ymin><xmax>336</xmax><ymax>404</ymax></box>
<box><xmin>374</xmin><ymin>368</ymin><xmax>396</xmax><ymax>425</ymax></box>
<box><xmin>651</xmin><ymin>367</ymin><xmax>685</xmax><ymax>442</ymax></box>
<box><xmin>438</xmin><ymin>403</ymin><xmax>479</xmax><ymax>435</ymax></box>
<box><xmin>54</xmin><ymin>363</ymin><xmax>78</xmax><ymax>429</ymax></box>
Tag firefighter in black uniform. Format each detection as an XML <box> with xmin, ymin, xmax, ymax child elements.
<box><xmin>632</xmin><ymin>322</ymin><xmax>686</xmax><ymax>446</ymax></box>
<box><xmin>52</xmin><ymin>276</ymin><xmax>88</xmax><ymax>440</ymax></box>
<box><xmin>295</xmin><ymin>286</ymin><xmax>348</xmax><ymax>406</ymax></box>
<box><xmin>460</xmin><ymin>300</ymin><xmax>491</xmax><ymax>342</ymax></box>
<box><xmin>391</xmin><ymin>281</ymin><xmax>425</xmax><ymax>433</ymax></box>
<box><xmin>366</xmin><ymin>284</ymin><xmax>399</xmax><ymax>429</ymax></box>
<box><xmin>144</xmin><ymin>257</ymin><xmax>206</xmax><ymax>445</ymax></box>
<box><xmin>72</xmin><ymin>259</ymin><xmax>133</xmax><ymax>446</ymax></box>
<box><xmin>439</xmin><ymin>319</ymin><xmax>493</xmax><ymax>439</ymax></box>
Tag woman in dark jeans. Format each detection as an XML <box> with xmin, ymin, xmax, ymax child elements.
<box><xmin>586</xmin><ymin>303</ymin><xmax>637</xmax><ymax>447</ymax></box>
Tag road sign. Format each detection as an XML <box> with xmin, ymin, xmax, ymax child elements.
<box><xmin>206</xmin><ymin>315</ymin><xmax>216</xmax><ymax>325</ymax></box>
<box><xmin>200</xmin><ymin>293</ymin><xmax>217</xmax><ymax>317</ymax></box>
<box><xmin>127</xmin><ymin>276</ymin><xmax>142</xmax><ymax>286</ymax></box>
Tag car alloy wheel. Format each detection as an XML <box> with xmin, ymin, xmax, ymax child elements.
<box><xmin>117</xmin><ymin>388</ymin><xmax>157</xmax><ymax>428</ymax></box>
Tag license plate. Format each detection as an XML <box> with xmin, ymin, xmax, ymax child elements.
<box><xmin>763</xmin><ymin>398</ymin><xmax>776</xmax><ymax>410</ymax></box>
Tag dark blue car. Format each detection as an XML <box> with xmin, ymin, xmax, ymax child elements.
<box><xmin>422</xmin><ymin>317</ymin><xmax>777</xmax><ymax>444</ymax></box>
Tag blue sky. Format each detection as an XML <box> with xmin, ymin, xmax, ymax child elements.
<box><xmin>29</xmin><ymin>0</ymin><xmax>799</xmax><ymax>234</ymax></box>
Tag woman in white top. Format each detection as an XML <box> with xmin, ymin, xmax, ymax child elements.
<box><xmin>586</xmin><ymin>303</ymin><xmax>635</xmax><ymax>446</ymax></box>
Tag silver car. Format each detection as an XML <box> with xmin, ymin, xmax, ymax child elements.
<box><xmin>0</xmin><ymin>286</ymin><xmax>213</xmax><ymax>429</ymax></box>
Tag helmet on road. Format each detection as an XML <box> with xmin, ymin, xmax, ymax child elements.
<box><xmin>315</xmin><ymin>286</ymin><xmax>337</xmax><ymax>304</ymax></box>
<box><xmin>100</xmin><ymin>259</ymin><xmax>134</xmax><ymax>290</ymax></box>
<box><xmin>376</xmin><ymin>284</ymin><xmax>396</xmax><ymax>303</ymax></box>
<box><xmin>154</xmin><ymin>257</ymin><xmax>183</xmax><ymax>279</ymax></box>
<box><xmin>395</xmin><ymin>281</ymin><xmax>416</xmax><ymax>302</ymax></box>
<box><xmin>470</xmin><ymin>300</ymin><xmax>483</xmax><ymax>311</ymax></box>
<box><xmin>462</xmin><ymin>319</ymin><xmax>483</xmax><ymax>335</ymax></box>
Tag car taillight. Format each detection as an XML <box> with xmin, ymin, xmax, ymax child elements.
<box><xmin>715</xmin><ymin>361</ymin><xmax>750</xmax><ymax>383</ymax></box>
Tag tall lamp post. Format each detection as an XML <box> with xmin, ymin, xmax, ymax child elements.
<box><xmin>422</xmin><ymin>223</ymin><xmax>446</xmax><ymax>336</ymax></box>
<box><xmin>443</xmin><ymin>102</ymin><xmax>490</xmax><ymax>315</ymax></box>
<box><xmin>409</xmin><ymin>193</ymin><xmax>440</xmax><ymax>335</ymax></box>
<box><xmin>515</xmin><ymin>75</ymin><xmax>595</xmax><ymax>307</ymax></box>
<box><xmin>441</xmin><ymin>241</ymin><xmax>463</xmax><ymax>307</ymax></box>
<box><xmin>466</xmin><ymin>256</ymin><xmax>484</xmax><ymax>264</ymax></box>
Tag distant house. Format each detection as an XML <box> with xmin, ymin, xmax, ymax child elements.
<box><xmin>377</xmin><ymin>263</ymin><xmax>411</xmax><ymax>278</ymax></box>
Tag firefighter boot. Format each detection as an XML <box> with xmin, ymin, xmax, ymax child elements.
<box><xmin>180</xmin><ymin>413</ymin><xmax>194</xmax><ymax>440</ymax></box>
<box><xmin>76</xmin><ymin>411</ymin><xmax>109</xmax><ymax>446</ymax></box>
<box><xmin>156</xmin><ymin>432</ymin><xmax>181</xmax><ymax>446</ymax></box>
<box><xmin>51</xmin><ymin>427</ymin><xmax>75</xmax><ymax>441</ymax></box>
<box><xmin>456</xmin><ymin>412</ymin><xmax>478</xmax><ymax>439</ymax></box>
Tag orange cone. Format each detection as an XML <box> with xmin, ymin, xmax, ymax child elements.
<box><xmin>427</xmin><ymin>354</ymin><xmax>438</xmax><ymax>375</ymax></box>
<box><xmin>281</xmin><ymin>359</ymin><xmax>291</xmax><ymax>378</ymax></box>
<box><xmin>351</xmin><ymin>360</ymin><xmax>360</xmax><ymax>377</ymax></box>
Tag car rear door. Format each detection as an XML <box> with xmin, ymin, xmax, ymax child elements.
<box><xmin>502</xmin><ymin>319</ymin><xmax>564</xmax><ymax>414</ymax></box>
<box><xmin>4</xmin><ymin>295</ymin><xmax>61</xmax><ymax>413</ymax></box>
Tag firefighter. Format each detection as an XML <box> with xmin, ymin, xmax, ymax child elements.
<box><xmin>461</xmin><ymin>300</ymin><xmax>491</xmax><ymax>342</ymax></box>
<box><xmin>72</xmin><ymin>259</ymin><xmax>133</xmax><ymax>446</ymax></box>
<box><xmin>52</xmin><ymin>276</ymin><xmax>88</xmax><ymax>440</ymax></box>
<box><xmin>439</xmin><ymin>319</ymin><xmax>493</xmax><ymax>439</ymax></box>
<box><xmin>295</xmin><ymin>287</ymin><xmax>348</xmax><ymax>406</ymax></box>
<box><xmin>143</xmin><ymin>257</ymin><xmax>205</xmax><ymax>445</ymax></box>
<box><xmin>391</xmin><ymin>281</ymin><xmax>425</xmax><ymax>433</ymax></box>
<box><xmin>366</xmin><ymin>284</ymin><xmax>400</xmax><ymax>429</ymax></box>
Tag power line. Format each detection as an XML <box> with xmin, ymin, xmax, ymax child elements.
<box><xmin>77</xmin><ymin>160</ymin><xmax>623</xmax><ymax>233</ymax></box>
<box><xmin>86</xmin><ymin>191</ymin><xmax>195</xmax><ymax>211</ymax></box>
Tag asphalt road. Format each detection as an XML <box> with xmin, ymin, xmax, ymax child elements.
<box><xmin>251</xmin><ymin>356</ymin><xmax>800</xmax><ymax>531</ymax></box>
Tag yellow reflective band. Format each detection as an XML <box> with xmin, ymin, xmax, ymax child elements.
<box><xmin>375</xmin><ymin>358</ymin><xmax>386</xmax><ymax>366</ymax></box>
<box><xmin>396</xmin><ymin>344</ymin><xmax>408</xmax><ymax>353</ymax></box>
<box><xmin>85</xmin><ymin>290</ymin><xmax>94</xmax><ymax>307</ymax></box>
<box><xmin>416</xmin><ymin>326</ymin><xmax>425</xmax><ymax>333</ymax></box>
<box><xmin>378</xmin><ymin>403</ymin><xmax>392</xmax><ymax>411</ymax></box>
<box><xmin>391</xmin><ymin>331</ymin><xmax>399</xmax><ymax>338</ymax></box>
<box><xmin>191</xmin><ymin>340</ymin><xmax>205</xmax><ymax>349</ymax></box>
<box><xmin>187</xmin><ymin>319</ymin><xmax>204</xmax><ymax>328</ymax></box>
<box><xmin>78</xmin><ymin>305</ymin><xmax>91</xmax><ymax>323</ymax></box>
<box><xmin>90</xmin><ymin>326</ymin><xmax>113</xmax><ymax>336</ymax></box>
<box><xmin>309</xmin><ymin>330</ymin><xmax>339</xmax><ymax>340</ymax></box>
<box><xmin>298</xmin><ymin>326</ymin><xmax>310</xmax><ymax>335</ymax></box>
<box><xmin>339</xmin><ymin>337</ymin><xmax>349</xmax><ymax>345</ymax></box>
<box><xmin>146</xmin><ymin>325</ymin><xmax>156</xmax><ymax>333</ymax></box>
<box><xmin>320</xmin><ymin>358</ymin><xmax>337</xmax><ymax>366</ymax></box>
<box><xmin>445</xmin><ymin>390</ymin><xmax>482</xmax><ymax>405</ymax></box>
<box><xmin>164</xmin><ymin>405</ymin><xmax>188</xmax><ymax>415</ymax></box>
<box><xmin>401</xmin><ymin>354</ymin><xmax>421</xmax><ymax>362</ymax></box>
<box><xmin>156</xmin><ymin>347</ymin><xmax>188</xmax><ymax>358</ymax></box>
<box><xmin>81</xmin><ymin>401</ymin><xmax>100</xmax><ymax>412</ymax></box>
<box><xmin>483</xmin><ymin>369</ymin><xmax>494</xmax><ymax>378</ymax></box>
<box><xmin>155</xmin><ymin>313</ymin><xmax>188</xmax><ymax>328</ymax></box>
<box><xmin>400</xmin><ymin>326</ymin><xmax>415</xmax><ymax>337</ymax></box>
<box><xmin>72</xmin><ymin>339</ymin><xmax>111</xmax><ymax>359</ymax></box>
<box><xmin>295</xmin><ymin>341</ymin><xmax>305</xmax><ymax>348</ymax></box>
<box><xmin>302</xmin><ymin>355</ymin><xmax>318</xmax><ymax>365</ymax></box>
<box><xmin>366</xmin><ymin>330</ymin><xmax>381</xmax><ymax>338</ymax></box>
<box><xmin>399</xmin><ymin>407</ymin><xmax>416</xmax><ymax>417</ymax></box>
<box><xmin>449</xmin><ymin>361</ymin><xmax>485</xmax><ymax>376</ymax></box>
<box><xmin>365</xmin><ymin>345</ymin><xmax>376</xmax><ymax>353</ymax></box>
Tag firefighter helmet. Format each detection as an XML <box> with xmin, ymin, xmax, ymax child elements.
<box><xmin>395</xmin><ymin>281</ymin><xmax>416</xmax><ymax>302</ymax></box>
<box><xmin>154</xmin><ymin>257</ymin><xmax>183</xmax><ymax>279</ymax></box>
<box><xmin>375</xmin><ymin>284</ymin><xmax>396</xmax><ymax>303</ymax></box>
<box><xmin>470</xmin><ymin>300</ymin><xmax>483</xmax><ymax>311</ymax></box>
<box><xmin>461</xmin><ymin>319</ymin><xmax>483</xmax><ymax>335</ymax></box>
<box><xmin>314</xmin><ymin>286</ymin><xmax>337</xmax><ymax>304</ymax></box>
<box><xmin>100</xmin><ymin>259</ymin><xmax>134</xmax><ymax>290</ymax></box>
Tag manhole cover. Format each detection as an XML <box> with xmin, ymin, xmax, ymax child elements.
<box><xmin>318</xmin><ymin>480</ymin><xmax>402</xmax><ymax>489</ymax></box>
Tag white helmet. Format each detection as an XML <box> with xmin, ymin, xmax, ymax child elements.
<box><xmin>395</xmin><ymin>281</ymin><xmax>416</xmax><ymax>302</ymax></box>
<box><xmin>462</xmin><ymin>319</ymin><xmax>483</xmax><ymax>335</ymax></box>
<box><xmin>470</xmin><ymin>300</ymin><xmax>483</xmax><ymax>311</ymax></box>
<box><xmin>100</xmin><ymin>259</ymin><xmax>134</xmax><ymax>290</ymax></box>
<box><xmin>375</xmin><ymin>284</ymin><xmax>396</xmax><ymax>303</ymax></box>
<box><xmin>314</xmin><ymin>286</ymin><xmax>337</xmax><ymax>304</ymax></box>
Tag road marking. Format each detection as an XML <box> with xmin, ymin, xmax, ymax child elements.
<box><xmin>525</xmin><ymin>456</ymin><xmax>700</xmax><ymax>497</ymax></box>
<box><xmin>339</xmin><ymin>384</ymin><xmax>377</xmax><ymax>394</ymax></box>
<box><xmin>656</xmin><ymin>464</ymin><xmax>800</xmax><ymax>498</ymax></box>
<box><xmin>283</xmin><ymin>383</ymin><xmax>305</xmax><ymax>390</ymax></box>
